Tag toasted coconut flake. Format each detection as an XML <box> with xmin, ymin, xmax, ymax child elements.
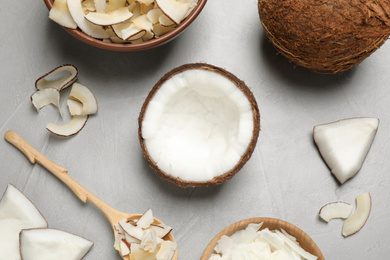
<box><xmin>112</xmin><ymin>21</ymin><xmax>145</xmax><ymax>40</ymax></box>
<box><xmin>132</xmin><ymin>14</ymin><xmax>153</xmax><ymax>31</ymax></box>
<box><xmin>67</xmin><ymin>98</ymin><xmax>83</xmax><ymax>116</ymax></box>
<box><xmin>342</xmin><ymin>193</ymin><xmax>371</xmax><ymax>237</ymax></box>
<box><xmin>31</xmin><ymin>88</ymin><xmax>62</xmax><ymax>116</ymax></box>
<box><xmin>138</xmin><ymin>0</ymin><xmax>155</xmax><ymax>5</ymax></box>
<box><xmin>94</xmin><ymin>0</ymin><xmax>107</xmax><ymax>12</ymax></box>
<box><xmin>155</xmin><ymin>0</ymin><xmax>191</xmax><ymax>25</ymax></box>
<box><xmin>46</xmin><ymin>115</ymin><xmax>88</xmax><ymax>137</ymax></box>
<box><xmin>67</xmin><ymin>0</ymin><xmax>109</xmax><ymax>39</ymax></box>
<box><xmin>82</xmin><ymin>0</ymin><xmax>96</xmax><ymax>13</ymax></box>
<box><xmin>159</xmin><ymin>13</ymin><xmax>175</xmax><ymax>26</ymax></box>
<box><xmin>152</xmin><ymin>23</ymin><xmax>175</xmax><ymax>37</ymax></box>
<box><xmin>35</xmin><ymin>64</ymin><xmax>78</xmax><ymax>91</ymax></box>
<box><xmin>85</xmin><ymin>7</ymin><xmax>133</xmax><ymax>26</ymax></box>
<box><xmin>106</xmin><ymin>0</ymin><xmax>127</xmax><ymax>12</ymax></box>
<box><xmin>49</xmin><ymin>0</ymin><xmax>77</xmax><ymax>29</ymax></box>
<box><xmin>147</xmin><ymin>8</ymin><xmax>163</xmax><ymax>24</ymax></box>
<box><xmin>68</xmin><ymin>82</ymin><xmax>98</xmax><ymax>115</ymax></box>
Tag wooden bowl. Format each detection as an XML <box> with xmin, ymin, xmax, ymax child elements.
<box><xmin>43</xmin><ymin>0</ymin><xmax>207</xmax><ymax>52</ymax></box>
<box><xmin>201</xmin><ymin>217</ymin><xmax>324</xmax><ymax>259</ymax></box>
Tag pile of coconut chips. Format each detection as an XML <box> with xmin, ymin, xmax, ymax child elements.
<box><xmin>49</xmin><ymin>0</ymin><xmax>198</xmax><ymax>43</ymax></box>
<box><xmin>209</xmin><ymin>223</ymin><xmax>317</xmax><ymax>260</ymax></box>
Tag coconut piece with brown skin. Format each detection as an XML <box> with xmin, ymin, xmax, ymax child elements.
<box><xmin>258</xmin><ymin>0</ymin><xmax>390</xmax><ymax>73</ymax></box>
<box><xmin>138</xmin><ymin>63</ymin><xmax>260</xmax><ymax>188</ymax></box>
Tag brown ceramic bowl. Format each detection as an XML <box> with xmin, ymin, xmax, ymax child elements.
<box><xmin>201</xmin><ymin>217</ymin><xmax>324</xmax><ymax>259</ymax></box>
<box><xmin>43</xmin><ymin>0</ymin><xmax>207</xmax><ymax>52</ymax></box>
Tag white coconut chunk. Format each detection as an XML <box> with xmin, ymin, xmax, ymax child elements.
<box><xmin>49</xmin><ymin>0</ymin><xmax>78</xmax><ymax>29</ymax></box>
<box><xmin>119</xmin><ymin>219</ymin><xmax>144</xmax><ymax>240</ymax></box>
<box><xmin>85</xmin><ymin>7</ymin><xmax>133</xmax><ymax>26</ymax></box>
<box><xmin>68</xmin><ymin>82</ymin><xmax>98</xmax><ymax>115</ymax></box>
<box><xmin>0</xmin><ymin>184</ymin><xmax>48</xmax><ymax>260</ymax></box>
<box><xmin>155</xmin><ymin>0</ymin><xmax>191</xmax><ymax>25</ymax></box>
<box><xmin>35</xmin><ymin>64</ymin><xmax>78</xmax><ymax>91</ymax></box>
<box><xmin>119</xmin><ymin>240</ymin><xmax>130</xmax><ymax>256</ymax></box>
<box><xmin>319</xmin><ymin>202</ymin><xmax>353</xmax><ymax>222</ymax></box>
<box><xmin>141</xmin><ymin>69</ymin><xmax>254</xmax><ymax>182</ymax></box>
<box><xmin>125</xmin><ymin>232</ymin><xmax>141</xmax><ymax>244</ymax></box>
<box><xmin>46</xmin><ymin>115</ymin><xmax>88</xmax><ymax>137</ymax></box>
<box><xmin>342</xmin><ymin>193</ymin><xmax>371</xmax><ymax>237</ymax></box>
<box><xmin>313</xmin><ymin>118</ymin><xmax>379</xmax><ymax>184</ymax></box>
<box><xmin>114</xmin><ymin>233</ymin><xmax>126</xmax><ymax>251</ymax></box>
<box><xmin>137</xmin><ymin>208</ymin><xmax>154</xmax><ymax>229</ymax></box>
<box><xmin>20</xmin><ymin>228</ymin><xmax>93</xmax><ymax>260</ymax></box>
<box><xmin>67</xmin><ymin>0</ymin><xmax>109</xmax><ymax>39</ymax></box>
<box><xmin>31</xmin><ymin>89</ymin><xmax>62</xmax><ymax>116</ymax></box>
<box><xmin>67</xmin><ymin>98</ymin><xmax>83</xmax><ymax>116</ymax></box>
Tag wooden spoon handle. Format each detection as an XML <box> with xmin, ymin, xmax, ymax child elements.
<box><xmin>4</xmin><ymin>130</ymin><xmax>119</xmax><ymax>220</ymax></box>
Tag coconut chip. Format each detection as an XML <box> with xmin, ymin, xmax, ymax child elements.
<box><xmin>35</xmin><ymin>64</ymin><xmax>78</xmax><ymax>91</ymax></box>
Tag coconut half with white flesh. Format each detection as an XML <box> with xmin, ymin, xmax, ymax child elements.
<box><xmin>313</xmin><ymin>117</ymin><xmax>379</xmax><ymax>184</ymax></box>
<box><xmin>139</xmin><ymin>63</ymin><xmax>260</xmax><ymax>187</ymax></box>
<box><xmin>0</xmin><ymin>184</ymin><xmax>48</xmax><ymax>260</ymax></box>
<box><xmin>19</xmin><ymin>228</ymin><xmax>94</xmax><ymax>260</ymax></box>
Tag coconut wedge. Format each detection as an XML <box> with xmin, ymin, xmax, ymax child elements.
<box><xmin>139</xmin><ymin>63</ymin><xmax>260</xmax><ymax>188</ymax></box>
<box><xmin>0</xmin><ymin>184</ymin><xmax>48</xmax><ymax>260</ymax></box>
<box><xmin>319</xmin><ymin>202</ymin><xmax>353</xmax><ymax>222</ymax></box>
<box><xmin>342</xmin><ymin>193</ymin><xmax>371</xmax><ymax>237</ymax></box>
<box><xmin>49</xmin><ymin>0</ymin><xmax>77</xmax><ymax>29</ymax></box>
<box><xmin>313</xmin><ymin>118</ymin><xmax>379</xmax><ymax>184</ymax></box>
<box><xmin>20</xmin><ymin>228</ymin><xmax>93</xmax><ymax>260</ymax></box>
<box><xmin>46</xmin><ymin>115</ymin><xmax>88</xmax><ymax>137</ymax></box>
<box><xmin>35</xmin><ymin>64</ymin><xmax>78</xmax><ymax>91</ymax></box>
<box><xmin>31</xmin><ymin>89</ymin><xmax>62</xmax><ymax>116</ymax></box>
<box><xmin>85</xmin><ymin>7</ymin><xmax>133</xmax><ymax>26</ymax></box>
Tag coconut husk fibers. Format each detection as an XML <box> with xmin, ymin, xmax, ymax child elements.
<box><xmin>258</xmin><ymin>0</ymin><xmax>390</xmax><ymax>73</ymax></box>
<box><xmin>138</xmin><ymin>63</ymin><xmax>261</xmax><ymax>188</ymax></box>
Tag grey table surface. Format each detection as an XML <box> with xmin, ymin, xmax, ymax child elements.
<box><xmin>1</xmin><ymin>0</ymin><xmax>390</xmax><ymax>259</ymax></box>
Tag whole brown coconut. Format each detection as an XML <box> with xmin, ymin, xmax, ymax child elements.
<box><xmin>258</xmin><ymin>0</ymin><xmax>390</xmax><ymax>73</ymax></box>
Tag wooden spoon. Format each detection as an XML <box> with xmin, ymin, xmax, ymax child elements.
<box><xmin>5</xmin><ymin>130</ymin><xmax>178</xmax><ymax>260</ymax></box>
<box><xmin>201</xmin><ymin>217</ymin><xmax>324</xmax><ymax>260</ymax></box>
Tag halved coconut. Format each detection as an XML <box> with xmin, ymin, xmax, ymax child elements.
<box><xmin>313</xmin><ymin>118</ymin><xmax>379</xmax><ymax>184</ymax></box>
<box><xmin>342</xmin><ymin>193</ymin><xmax>371</xmax><ymax>237</ymax></box>
<box><xmin>35</xmin><ymin>64</ymin><xmax>78</xmax><ymax>91</ymax></box>
<box><xmin>139</xmin><ymin>63</ymin><xmax>260</xmax><ymax>187</ymax></box>
<box><xmin>0</xmin><ymin>184</ymin><xmax>48</xmax><ymax>260</ymax></box>
<box><xmin>20</xmin><ymin>228</ymin><xmax>93</xmax><ymax>260</ymax></box>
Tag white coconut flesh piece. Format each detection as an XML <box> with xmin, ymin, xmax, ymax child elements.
<box><xmin>313</xmin><ymin>117</ymin><xmax>379</xmax><ymax>184</ymax></box>
<box><xmin>112</xmin><ymin>21</ymin><xmax>146</xmax><ymax>40</ymax></box>
<box><xmin>68</xmin><ymin>82</ymin><xmax>98</xmax><ymax>115</ymax></box>
<box><xmin>31</xmin><ymin>88</ymin><xmax>62</xmax><ymax>116</ymax></box>
<box><xmin>140</xmin><ymin>64</ymin><xmax>260</xmax><ymax>187</ymax></box>
<box><xmin>147</xmin><ymin>8</ymin><xmax>163</xmax><ymax>24</ymax></box>
<box><xmin>106</xmin><ymin>0</ymin><xmax>127</xmax><ymax>13</ymax></box>
<box><xmin>67</xmin><ymin>0</ymin><xmax>109</xmax><ymax>39</ymax></box>
<box><xmin>35</xmin><ymin>64</ymin><xmax>78</xmax><ymax>91</ymax></box>
<box><xmin>82</xmin><ymin>0</ymin><xmax>96</xmax><ymax>12</ymax></box>
<box><xmin>94</xmin><ymin>0</ymin><xmax>107</xmax><ymax>13</ymax></box>
<box><xmin>85</xmin><ymin>7</ymin><xmax>133</xmax><ymax>26</ymax></box>
<box><xmin>319</xmin><ymin>202</ymin><xmax>353</xmax><ymax>222</ymax></box>
<box><xmin>46</xmin><ymin>115</ymin><xmax>88</xmax><ymax>137</ymax></box>
<box><xmin>49</xmin><ymin>0</ymin><xmax>78</xmax><ymax>29</ymax></box>
<box><xmin>67</xmin><ymin>98</ymin><xmax>83</xmax><ymax>116</ymax></box>
<box><xmin>19</xmin><ymin>228</ymin><xmax>93</xmax><ymax>260</ymax></box>
<box><xmin>0</xmin><ymin>184</ymin><xmax>48</xmax><ymax>260</ymax></box>
<box><xmin>132</xmin><ymin>14</ymin><xmax>153</xmax><ymax>31</ymax></box>
<box><xmin>114</xmin><ymin>209</ymin><xmax>176</xmax><ymax>259</ymax></box>
<box><xmin>342</xmin><ymin>193</ymin><xmax>371</xmax><ymax>237</ymax></box>
<box><xmin>155</xmin><ymin>0</ymin><xmax>191</xmax><ymax>25</ymax></box>
<box><xmin>152</xmin><ymin>23</ymin><xmax>175</xmax><ymax>37</ymax></box>
<box><xmin>211</xmin><ymin>223</ymin><xmax>317</xmax><ymax>260</ymax></box>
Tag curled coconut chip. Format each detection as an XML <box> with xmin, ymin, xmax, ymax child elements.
<box><xmin>313</xmin><ymin>117</ymin><xmax>379</xmax><ymax>184</ymax></box>
<box><xmin>114</xmin><ymin>209</ymin><xmax>176</xmax><ymax>259</ymax></box>
<box><xmin>342</xmin><ymin>193</ymin><xmax>371</xmax><ymax>237</ymax></box>
<box><xmin>32</xmin><ymin>65</ymin><xmax>98</xmax><ymax>137</ymax></box>
<box><xmin>139</xmin><ymin>63</ymin><xmax>260</xmax><ymax>188</ymax></box>
<box><xmin>319</xmin><ymin>202</ymin><xmax>353</xmax><ymax>223</ymax></box>
<box><xmin>49</xmin><ymin>0</ymin><xmax>199</xmax><ymax>44</ymax></box>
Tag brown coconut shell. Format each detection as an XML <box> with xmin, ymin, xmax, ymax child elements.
<box><xmin>138</xmin><ymin>63</ymin><xmax>261</xmax><ymax>188</ymax></box>
<box><xmin>258</xmin><ymin>0</ymin><xmax>390</xmax><ymax>73</ymax></box>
